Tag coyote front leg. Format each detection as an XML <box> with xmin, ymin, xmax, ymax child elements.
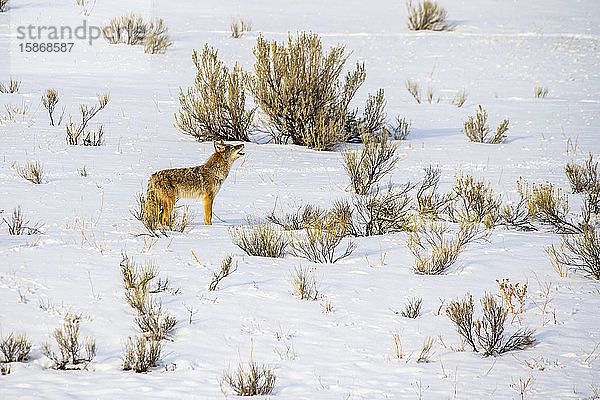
<box><xmin>203</xmin><ymin>193</ymin><xmax>214</xmax><ymax>225</ymax></box>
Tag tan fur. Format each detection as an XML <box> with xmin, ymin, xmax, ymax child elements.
<box><xmin>147</xmin><ymin>141</ymin><xmax>244</xmax><ymax>225</ymax></box>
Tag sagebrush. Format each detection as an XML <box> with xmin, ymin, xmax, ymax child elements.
<box><xmin>223</xmin><ymin>362</ymin><xmax>276</xmax><ymax>396</ymax></box>
<box><xmin>407</xmin><ymin>0</ymin><xmax>452</xmax><ymax>31</ymax></box>
<box><xmin>42</xmin><ymin>313</ymin><xmax>96</xmax><ymax>370</ymax></box>
<box><xmin>463</xmin><ymin>105</ymin><xmax>509</xmax><ymax>144</ymax></box>
<box><xmin>176</xmin><ymin>44</ymin><xmax>254</xmax><ymax>142</ymax></box>
<box><xmin>0</xmin><ymin>333</ymin><xmax>31</xmax><ymax>363</ymax></box>
<box><xmin>230</xmin><ymin>222</ymin><xmax>288</xmax><ymax>258</ymax></box>
<box><xmin>249</xmin><ymin>32</ymin><xmax>365</xmax><ymax>150</ymax></box>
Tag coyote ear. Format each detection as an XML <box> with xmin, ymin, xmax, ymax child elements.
<box><xmin>214</xmin><ymin>140</ymin><xmax>226</xmax><ymax>152</ymax></box>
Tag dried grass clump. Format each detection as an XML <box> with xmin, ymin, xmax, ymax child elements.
<box><xmin>553</xmin><ymin>226</ymin><xmax>600</xmax><ymax>280</ymax></box>
<box><xmin>209</xmin><ymin>255</ymin><xmax>238</xmax><ymax>291</ymax></box>
<box><xmin>291</xmin><ymin>266</ymin><xmax>320</xmax><ymax>300</ymax></box>
<box><xmin>230</xmin><ymin>222</ymin><xmax>288</xmax><ymax>258</ymax></box>
<box><xmin>463</xmin><ymin>105</ymin><xmax>509</xmax><ymax>144</ymax></box>
<box><xmin>408</xmin><ymin>221</ymin><xmax>486</xmax><ymax>275</ymax></box>
<box><xmin>41</xmin><ymin>89</ymin><xmax>60</xmax><ymax>126</ymax></box>
<box><xmin>3</xmin><ymin>206</ymin><xmax>44</xmax><ymax>235</ymax></box>
<box><xmin>342</xmin><ymin>130</ymin><xmax>400</xmax><ymax>195</ymax></box>
<box><xmin>416</xmin><ymin>336</ymin><xmax>434</xmax><ymax>363</ymax></box>
<box><xmin>407</xmin><ymin>0</ymin><xmax>452</xmax><ymax>31</ymax></box>
<box><xmin>290</xmin><ymin>213</ymin><xmax>355</xmax><ymax>263</ymax></box>
<box><xmin>42</xmin><ymin>313</ymin><xmax>96</xmax><ymax>370</ymax></box>
<box><xmin>66</xmin><ymin>92</ymin><xmax>109</xmax><ymax>146</ymax></box>
<box><xmin>249</xmin><ymin>32</ymin><xmax>366</xmax><ymax>150</ymax></box>
<box><xmin>223</xmin><ymin>362</ymin><xmax>276</xmax><ymax>396</ymax></box>
<box><xmin>176</xmin><ymin>44</ymin><xmax>254</xmax><ymax>142</ymax></box>
<box><xmin>122</xmin><ymin>335</ymin><xmax>162</xmax><ymax>373</ymax></box>
<box><xmin>534</xmin><ymin>86</ymin><xmax>549</xmax><ymax>98</ymax></box>
<box><xmin>446</xmin><ymin>293</ymin><xmax>534</xmax><ymax>356</ymax></box>
<box><xmin>405</xmin><ymin>79</ymin><xmax>439</xmax><ymax>104</ymax></box>
<box><xmin>448</xmin><ymin>173</ymin><xmax>501</xmax><ymax>228</ymax></box>
<box><xmin>451</xmin><ymin>90</ymin><xmax>468</xmax><ymax>107</ymax></box>
<box><xmin>230</xmin><ymin>18</ymin><xmax>252</xmax><ymax>38</ymax></box>
<box><xmin>0</xmin><ymin>333</ymin><xmax>31</xmax><ymax>363</ymax></box>
<box><xmin>17</xmin><ymin>161</ymin><xmax>44</xmax><ymax>184</ymax></box>
<box><xmin>0</xmin><ymin>77</ymin><xmax>21</xmax><ymax>93</ymax></box>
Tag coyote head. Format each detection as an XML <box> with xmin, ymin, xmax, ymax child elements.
<box><xmin>214</xmin><ymin>140</ymin><xmax>245</xmax><ymax>162</ymax></box>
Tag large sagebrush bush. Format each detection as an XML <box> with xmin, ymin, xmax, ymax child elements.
<box><xmin>176</xmin><ymin>44</ymin><xmax>255</xmax><ymax>142</ymax></box>
<box><xmin>230</xmin><ymin>222</ymin><xmax>288</xmax><ymax>258</ymax></box>
<box><xmin>249</xmin><ymin>32</ymin><xmax>366</xmax><ymax>150</ymax></box>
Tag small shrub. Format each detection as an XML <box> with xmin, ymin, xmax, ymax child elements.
<box><xmin>122</xmin><ymin>335</ymin><xmax>161</xmax><ymax>373</ymax></box>
<box><xmin>230</xmin><ymin>222</ymin><xmax>288</xmax><ymax>258</ymax></box>
<box><xmin>416</xmin><ymin>336</ymin><xmax>434</xmax><ymax>363</ymax></box>
<box><xmin>249</xmin><ymin>32</ymin><xmax>366</xmax><ymax>150</ymax></box>
<box><xmin>41</xmin><ymin>89</ymin><xmax>59</xmax><ymax>126</ymax></box>
<box><xmin>448</xmin><ymin>173</ymin><xmax>501</xmax><ymax>228</ymax></box>
<box><xmin>534</xmin><ymin>86</ymin><xmax>548</xmax><ymax>98</ymax></box>
<box><xmin>391</xmin><ymin>116</ymin><xmax>411</xmax><ymax>140</ymax></box>
<box><xmin>209</xmin><ymin>255</ymin><xmax>238</xmax><ymax>291</ymax></box>
<box><xmin>266</xmin><ymin>203</ymin><xmax>325</xmax><ymax>231</ymax></box>
<box><xmin>134</xmin><ymin>300</ymin><xmax>176</xmax><ymax>341</ymax></box>
<box><xmin>120</xmin><ymin>253</ymin><xmax>173</xmax><ymax>311</ymax></box>
<box><xmin>0</xmin><ymin>333</ymin><xmax>31</xmax><ymax>363</ymax></box>
<box><xmin>78</xmin><ymin>166</ymin><xmax>88</xmax><ymax>177</ymax></box>
<box><xmin>291</xmin><ymin>266</ymin><xmax>320</xmax><ymax>300</ymax></box>
<box><xmin>0</xmin><ymin>0</ymin><xmax>7</xmax><ymax>12</ymax></box>
<box><xmin>175</xmin><ymin>44</ymin><xmax>254</xmax><ymax>142</ymax></box>
<box><xmin>143</xmin><ymin>19</ymin><xmax>173</xmax><ymax>54</ymax></box>
<box><xmin>346</xmin><ymin>89</ymin><xmax>388</xmax><ymax>142</ymax></box>
<box><xmin>0</xmin><ymin>77</ymin><xmax>21</xmax><ymax>93</ymax></box>
<box><xmin>446</xmin><ymin>293</ymin><xmax>535</xmax><ymax>356</ymax></box>
<box><xmin>2</xmin><ymin>102</ymin><xmax>29</xmax><ymax>121</ymax></box>
<box><xmin>566</xmin><ymin>154</ymin><xmax>600</xmax><ymax>220</ymax></box>
<box><xmin>290</xmin><ymin>213</ymin><xmax>356</xmax><ymax>263</ymax></box>
<box><xmin>230</xmin><ymin>18</ymin><xmax>252</xmax><ymax>38</ymax></box>
<box><xmin>42</xmin><ymin>313</ymin><xmax>96</xmax><ymax>370</ymax></box>
<box><xmin>17</xmin><ymin>161</ymin><xmax>44</xmax><ymax>184</ymax></box>
<box><xmin>463</xmin><ymin>105</ymin><xmax>509</xmax><ymax>144</ymax></box>
<box><xmin>408</xmin><ymin>221</ymin><xmax>486</xmax><ymax>275</ymax></box>
<box><xmin>223</xmin><ymin>362</ymin><xmax>276</xmax><ymax>396</ymax></box>
<box><xmin>407</xmin><ymin>0</ymin><xmax>452</xmax><ymax>31</ymax></box>
<box><xmin>553</xmin><ymin>226</ymin><xmax>600</xmax><ymax>279</ymax></box>
<box><xmin>415</xmin><ymin>166</ymin><xmax>453</xmax><ymax>218</ymax></box>
<box><xmin>519</xmin><ymin>179</ymin><xmax>582</xmax><ymax>234</ymax></box>
<box><xmin>0</xmin><ymin>363</ymin><xmax>9</xmax><ymax>375</ymax></box>
<box><xmin>400</xmin><ymin>297</ymin><xmax>422</xmax><ymax>318</ymax></box>
<box><xmin>348</xmin><ymin>183</ymin><xmax>413</xmax><ymax>236</ymax></box>
<box><xmin>66</xmin><ymin>92</ymin><xmax>109</xmax><ymax>146</ymax></box>
<box><xmin>3</xmin><ymin>206</ymin><xmax>43</xmax><ymax>235</ymax></box>
<box><xmin>451</xmin><ymin>90</ymin><xmax>467</xmax><ymax>107</ymax></box>
<box><xmin>343</xmin><ymin>130</ymin><xmax>400</xmax><ymax>195</ymax></box>
<box><xmin>103</xmin><ymin>13</ymin><xmax>172</xmax><ymax>53</ymax></box>
<box><xmin>500</xmin><ymin>199</ymin><xmax>536</xmax><ymax>231</ymax></box>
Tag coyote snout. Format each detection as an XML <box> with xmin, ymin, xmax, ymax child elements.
<box><xmin>147</xmin><ymin>141</ymin><xmax>245</xmax><ymax>226</ymax></box>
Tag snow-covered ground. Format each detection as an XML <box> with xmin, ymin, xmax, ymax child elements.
<box><xmin>1</xmin><ymin>0</ymin><xmax>599</xmax><ymax>398</ymax></box>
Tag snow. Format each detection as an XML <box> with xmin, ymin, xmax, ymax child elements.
<box><xmin>1</xmin><ymin>0</ymin><xmax>600</xmax><ymax>398</ymax></box>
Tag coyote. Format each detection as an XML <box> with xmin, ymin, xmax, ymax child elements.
<box><xmin>147</xmin><ymin>141</ymin><xmax>245</xmax><ymax>226</ymax></box>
